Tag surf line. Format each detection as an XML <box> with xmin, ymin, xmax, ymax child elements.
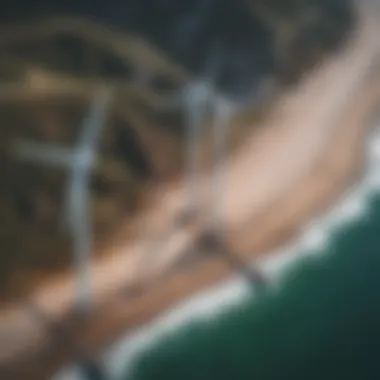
<box><xmin>52</xmin><ymin>116</ymin><xmax>380</xmax><ymax>380</ymax></box>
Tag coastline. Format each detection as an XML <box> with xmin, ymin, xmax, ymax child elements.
<box><xmin>1</xmin><ymin>6</ymin><xmax>380</xmax><ymax>380</ymax></box>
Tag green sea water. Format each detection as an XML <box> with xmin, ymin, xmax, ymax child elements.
<box><xmin>125</xmin><ymin>193</ymin><xmax>380</xmax><ymax>380</ymax></box>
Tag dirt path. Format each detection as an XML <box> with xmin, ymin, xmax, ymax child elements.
<box><xmin>1</xmin><ymin>6</ymin><xmax>380</xmax><ymax>380</ymax></box>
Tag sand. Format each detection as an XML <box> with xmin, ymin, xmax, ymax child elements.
<box><xmin>1</xmin><ymin>5</ymin><xmax>380</xmax><ymax>380</ymax></box>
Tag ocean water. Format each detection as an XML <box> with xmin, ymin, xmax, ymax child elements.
<box><xmin>111</xmin><ymin>126</ymin><xmax>380</xmax><ymax>380</ymax></box>
<box><xmin>126</xmin><ymin>192</ymin><xmax>380</xmax><ymax>380</ymax></box>
<box><xmin>54</xmin><ymin>129</ymin><xmax>380</xmax><ymax>380</ymax></box>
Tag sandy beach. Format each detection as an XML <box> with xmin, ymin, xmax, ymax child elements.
<box><xmin>1</xmin><ymin>4</ymin><xmax>380</xmax><ymax>380</ymax></box>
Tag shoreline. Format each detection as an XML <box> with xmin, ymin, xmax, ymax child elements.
<box><xmin>1</xmin><ymin>6</ymin><xmax>380</xmax><ymax>380</ymax></box>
